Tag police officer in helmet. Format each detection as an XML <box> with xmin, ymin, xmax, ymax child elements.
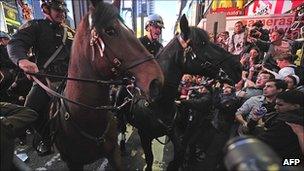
<box><xmin>139</xmin><ymin>14</ymin><xmax>164</xmax><ymax>56</ymax></box>
<box><xmin>7</xmin><ymin>0</ymin><xmax>74</xmax><ymax>156</ymax></box>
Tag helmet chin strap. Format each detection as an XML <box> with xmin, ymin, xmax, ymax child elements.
<box><xmin>149</xmin><ymin>31</ymin><xmax>156</xmax><ymax>41</ymax></box>
<box><xmin>148</xmin><ymin>28</ymin><xmax>158</xmax><ymax>42</ymax></box>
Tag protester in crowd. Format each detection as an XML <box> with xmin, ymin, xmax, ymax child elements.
<box><xmin>284</xmin><ymin>75</ymin><xmax>300</xmax><ymax>91</ymax></box>
<box><xmin>213</xmin><ymin>79</ymin><xmax>238</xmax><ymax>131</ymax></box>
<box><xmin>7</xmin><ymin>0</ymin><xmax>74</xmax><ymax>156</ymax></box>
<box><xmin>1</xmin><ymin>102</ymin><xmax>38</xmax><ymax>170</ymax></box>
<box><xmin>236</xmin><ymin>71</ymin><xmax>275</xmax><ymax>102</ymax></box>
<box><xmin>216</xmin><ymin>31</ymin><xmax>230</xmax><ymax>51</ymax></box>
<box><xmin>179</xmin><ymin>74</ymin><xmax>194</xmax><ymax>99</ymax></box>
<box><xmin>139</xmin><ymin>14</ymin><xmax>164</xmax><ymax>57</ymax></box>
<box><xmin>247</xmin><ymin>90</ymin><xmax>304</xmax><ymax>160</ymax></box>
<box><xmin>263</xmin><ymin>29</ymin><xmax>292</xmax><ymax>71</ymax></box>
<box><xmin>228</xmin><ymin>21</ymin><xmax>248</xmax><ymax>55</ymax></box>
<box><xmin>263</xmin><ymin>52</ymin><xmax>297</xmax><ymax>79</ymax></box>
<box><xmin>175</xmin><ymin>82</ymin><xmax>213</xmax><ymax>163</ymax></box>
<box><xmin>240</xmin><ymin>46</ymin><xmax>263</xmax><ymax>82</ymax></box>
<box><xmin>235</xmin><ymin>79</ymin><xmax>287</xmax><ymax>135</ymax></box>
<box><xmin>249</xmin><ymin>20</ymin><xmax>270</xmax><ymax>42</ymax></box>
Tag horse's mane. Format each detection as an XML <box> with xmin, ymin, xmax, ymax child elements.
<box><xmin>157</xmin><ymin>26</ymin><xmax>239</xmax><ymax>66</ymax></box>
<box><xmin>189</xmin><ymin>27</ymin><xmax>210</xmax><ymax>47</ymax></box>
<box><xmin>91</xmin><ymin>2</ymin><xmax>119</xmax><ymax>30</ymax></box>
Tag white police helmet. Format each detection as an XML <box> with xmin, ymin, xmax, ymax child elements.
<box><xmin>145</xmin><ymin>14</ymin><xmax>164</xmax><ymax>30</ymax></box>
<box><xmin>41</xmin><ymin>0</ymin><xmax>68</xmax><ymax>12</ymax></box>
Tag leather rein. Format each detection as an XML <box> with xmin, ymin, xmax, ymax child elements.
<box><xmin>27</xmin><ymin>17</ymin><xmax>155</xmax><ymax>111</ymax></box>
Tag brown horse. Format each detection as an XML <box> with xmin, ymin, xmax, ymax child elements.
<box><xmin>53</xmin><ymin>1</ymin><xmax>163</xmax><ymax>170</ymax></box>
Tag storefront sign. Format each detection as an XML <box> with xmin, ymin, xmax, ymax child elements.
<box><xmin>246</xmin><ymin>0</ymin><xmax>303</xmax><ymax>15</ymax></box>
<box><xmin>210</xmin><ymin>0</ymin><xmax>246</xmax><ymax>16</ymax></box>
<box><xmin>198</xmin><ymin>14</ymin><xmax>294</xmax><ymax>35</ymax></box>
<box><xmin>3</xmin><ymin>2</ymin><xmax>21</xmax><ymax>27</ymax></box>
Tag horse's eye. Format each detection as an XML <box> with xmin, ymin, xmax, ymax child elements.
<box><xmin>104</xmin><ymin>26</ymin><xmax>117</xmax><ymax>36</ymax></box>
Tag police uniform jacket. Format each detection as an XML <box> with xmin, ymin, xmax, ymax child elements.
<box><xmin>139</xmin><ymin>35</ymin><xmax>163</xmax><ymax>56</ymax></box>
<box><xmin>7</xmin><ymin>19</ymin><xmax>74</xmax><ymax>77</ymax></box>
<box><xmin>0</xmin><ymin>45</ymin><xmax>16</xmax><ymax>69</ymax></box>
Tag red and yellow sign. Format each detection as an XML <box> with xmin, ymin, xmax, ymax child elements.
<box><xmin>211</xmin><ymin>0</ymin><xmax>246</xmax><ymax>16</ymax></box>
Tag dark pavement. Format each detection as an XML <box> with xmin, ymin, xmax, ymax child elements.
<box><xmin>14</xmin><ymin>125</ymin><xmax>174</xmax><ymax>170</ymax></box>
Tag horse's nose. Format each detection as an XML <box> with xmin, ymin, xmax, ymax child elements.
<box><xmin>149</xmin><ymin>79</ymin><xmax>162</xmax><ymax>102</ymax></box>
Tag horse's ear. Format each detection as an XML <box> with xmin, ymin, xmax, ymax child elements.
<box><xmin>180</xmin><ymin>14</ymin><xmax>190</xmax><ymax>40</ymax></box>
<box><xmin>90</xmin><ymin>0</ymin><xmax>102</xmax><ymax>8</ymax></box>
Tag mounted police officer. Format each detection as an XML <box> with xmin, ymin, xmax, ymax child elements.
<box><xmin>139</xmin><ymin>14</ymin><xmax>164</xmax><ymax>56</ymax></box>
<box><xmin>7</xmin><ymin>0</ymin><xmax>74</xmax><ymax>156</ymax></box>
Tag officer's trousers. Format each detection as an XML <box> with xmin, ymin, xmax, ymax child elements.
<box><xmin>25</xmin><ymin>83</ymin><xmax>51</xmax><ymax>139</ymax></box>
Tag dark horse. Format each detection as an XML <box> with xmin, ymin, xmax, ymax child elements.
<box><xmin>124</xmin><ymin>15</ymin><xmax>242</xmax><ymax>170</ymax></box>
<box><xmin>52</xmin><ymin>1</ymin><xmax>164</xmax><ymax>170</ymax></box>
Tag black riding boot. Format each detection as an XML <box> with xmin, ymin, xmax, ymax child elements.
<box><xmin>25</xmin><ymin>84</ymin><xmax>54</xmax><ymax>156</ymax></box>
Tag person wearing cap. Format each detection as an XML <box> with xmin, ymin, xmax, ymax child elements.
<box><xmin>7</xmin><ymin>0</ymin><xmax>74</xmax><ymax>156</ymax></box>
<box><xmin>284</xmin><ymin>75</ymin><xmax>300</xmax><ymax>91</ymax></box>
<box><xmin>139</xmin><ymin>14</ymin><xmax>164</xmax><ymax>56</ymax></box>
<box><xmin>263</xmin><ymin>52</ymin><xmax>299</xmax><ymax>81</ymax></box>
<box><xmin>0</xmin><ymin>31</ymin><xmax>17</xmax><ymax>101</ymax></box>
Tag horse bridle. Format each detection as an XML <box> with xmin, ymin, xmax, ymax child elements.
<box><xmin>177</xmin><ymin>35</ymin><xmax>230</xmax><ymax>80</ymax></box>
<box><xmin>28</xmin><ymin>14</ymin><xmax>156</xmax><ymax>112</ymax></box>
<box><xmin>89</xmin><ymin>15</ymin><xmax>155</xmax><ymax>78</ymax></box>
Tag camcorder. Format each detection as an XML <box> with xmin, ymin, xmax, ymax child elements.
<box><xmin>224</xmin><ymin>136</ymin><xmax>302</xmax><ymax>171</ymax></box>
<box><xmin>254</xmin><ymin>64</ymin><xmax>263</xmax><ymax>71</ymax></box>
<box><xmin>249</xmin><ymin>27</ymin><xmax>261</xmax><ymax>38</ymax></box>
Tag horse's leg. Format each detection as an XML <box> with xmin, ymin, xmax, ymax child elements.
<box><xmin>138</xmin><ymin>131</ymin><xmax>153</xmax><ymax>171</ymax></box>
<box><xmin>66</xmin><ymin>161</ymin><xmax>83</xmax><ymax>171</ymax></box>
<box><xmin>107</xmin><ymin>145</ymin><xmax>123</xmax><ymax>171</ymax></box>
<box><xmin>118</xmin><ymin>121</ymin><xmax>127</xmax><ymax>154</ymax></box>
<box><xmin>167</xmin><ymin>132</ymin><xmax>185</xmax><ymax>171</ymax></box>
<box><xmin>168</xmin><ymin>116</ymin><xmax>198</xmax><ymax>170</ymax></box>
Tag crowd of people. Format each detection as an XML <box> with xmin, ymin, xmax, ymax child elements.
<box><xmin>0</xmin><ymin>0</ymin><xmax>303</xmax><ymax>169</ymax></box>
<box><xmin>177</xmin><ymin>19</ymin><xmax>304</xmax><ymax>169</ymax></box>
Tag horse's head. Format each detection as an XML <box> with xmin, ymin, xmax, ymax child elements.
<box><xmin>175</xmin><ymin>14</ymin><xmax>242</xmax><ymax>83</ymax></box>
<box><xmin>72</xmin><ymin>0</ymin><xmax>163</xmax><ymax>101</ymax></box>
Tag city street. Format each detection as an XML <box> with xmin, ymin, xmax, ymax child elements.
<box><xmin>14</xmin><ymin>124</ymin><xmax>174</xmax><ymax>170</ymax></box>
